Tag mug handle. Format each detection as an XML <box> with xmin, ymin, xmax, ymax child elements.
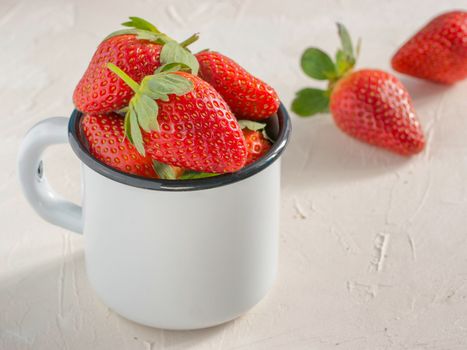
<box><xmin>17</xmin><ymin>117</ymin><xmax>83</xmax><ymax>234</ymax></box>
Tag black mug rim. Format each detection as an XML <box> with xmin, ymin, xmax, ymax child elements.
<box><xmin>68</xmin><ymin>103</ymin><xmax>291</xmax><ymax>191</ymax></box>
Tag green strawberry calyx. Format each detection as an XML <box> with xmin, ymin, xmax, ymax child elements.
<box><xmin>107</xmin><ymin>62</ymin><xmax>194</xmax><ymax>156</ymax></box>
<box><xmin>152</xmin><ymin>160</ymin><xmax>178</xmax><ymax>180</ymax></box>
<box><xmin>179</xmin><ymin>171</ymin><xmax>219</xmax><ymax>180</ymax></box>
<box><xmin>238</xmin><ymin>120</ymin><xmax>274</xmax><ymax>143</ymax></box>
<box><xmin>152</xmin><ymin>160</ymin><xmax>219</xmax><ymax>180</ymax></box>
<box><xmin>291</xmin><ymin>23</ymin><xmax>361</xmax><ymax>117</ymax></box>
<box><xmin>105</xmin><ymin>17</ymin><xmax>200</xmax><ymax>75</ymax></box>
<box><xmin>238</xmin><ymin>120</ymin><xmax>266</xmax><ymax>131</ymax></box>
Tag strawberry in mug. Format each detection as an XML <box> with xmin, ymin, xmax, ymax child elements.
<box><xmin>73</xmin><ymin>17</ymin><xmax>280</xmax><ymax>179</ymax></box>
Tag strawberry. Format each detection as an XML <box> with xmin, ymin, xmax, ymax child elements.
<box><xmin>243</xmin><ymin>129</ymin><xmax>272</xmax><ymax>165</ymax></box>
<box><xmin>238</xmin><ymin>120</ymin><xmax>272</xmax><ymax>165</ymax></box>
<box><xmin>81</xmin><ymin>113</ymin><xmax>186</xmax><ymax>179</ymax></box>
<box><xmin>392</xmin><ymin>11</ymin><xmax>467</xmax><ymax>85</ymax></box>
<box><xmin>81</xmin><ymin>113</ymin><xmax>158</xmax><ymax>178</ymax></box>
<box><xmin>330</xmin><ymin>70</ymin><xmax>425</xmax><ymax>155</ymax></box>
<box><xmin>196</xmin><ymin>51</ymin><xmax>280</xmax><ymax>121</ymax></box>
<box><xmin>74</xmin><ymin>35</ymin><xmax>162</xmax><ymax>114</ymax></box>
<box><xmin>73</xmin><ymin>17</ymin><xmax>200</xmax><ymax>114</ymax></box>
<box><xmin>292</xmin><ymin>23</ymin><xmax>425</xmax><ymax>156</ymax></box>
<box><xmin>107</xmin><ymin>63</ymin><xmax>248</xmax><ymax>173</ymax></box>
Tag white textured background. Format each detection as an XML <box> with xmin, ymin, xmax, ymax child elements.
<box><xmin>2</xmin><ymin>0</ymin><xmax>467</xmax><ymax>349</ymax></box>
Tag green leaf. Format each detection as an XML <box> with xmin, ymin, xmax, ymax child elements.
<box><xmin>132</xmin><ymin>95</ymin><xmax>159</xmax><ymax>132</ymax></box>
<box><xmin>124</xmin><ymin>113</ymin><xmax>133</xmax><ymax>143</ymax></box>
<box><xmin>335</xmin><ymin>49</ymin><xmax>354</xmax><ymax>76</ymax></box>
<box><xmin>179</xmin><ymin>171</ymin><xmax>219</xmax><ymax>180</ymax></box>
<box><xmin>122</xmin><ymin>17</ymin><xmax>161</xmax><ymax>33</ymax></box>
<box><xmin>337</xmin><ymin>23</ymin><xmax>354</xmax><ymax>59</ymax></box>
<box><xmin>238</xmin><ymin>120</ymin><xmax>266</xmax><ymax>131</ymax></box>
<box><xmin>152</xmin><ymin>160</ymin><xmax>177</xmax><ymax>179</ymax></box>
<box><xmin>301</xmin><ymin>48</ymin><xmax>336</xmax><ymax>80</ymax></box>
<box><xmin>135</xmin><ymin>30</ymin><xmax>170</xmax><ymax>44</ymax></box>
<box><xmin>156</xmin><ymin>63</ymin><xmax>192</xmax><ymax>74</ymax></box>
<box><xmin>262</xmin><ymin>129</ymin><xmax>274</xmax><ymax>143</ymax></box>
<box><xmin>141</xmin><ymin>73</ymin><xmax>193</xmax><ymax>101</ymax></box>
<box><xmin>103</xmin><ymin>28</ymin><xmax>138</xmax><ymax>41</ymax></box>
<box><xmin>107</xmin><ymin>62</ymin><xmax>140</xmax><ymax>92</ymax></box>
<box><xmin>334</xmin><ymin>23</ymin><xmax>357</xmax><ymax>77</ymax></box>
<box><xmin>128</xmin><ymin>105</ymin><xmax>145</xmax><ymax>155</ymax></box>
<box><xmin>116</xmin><ymin>106</ymin><xmax>128</xmax><ymax>116</ymax></box>
<box><xmin>103</xmin><ymin>28</ymin><xmax>168</xmax><ymax>44</ymax></box>
<box><xmin>160</xmin><ymin>41</ymin><xmax>199</xmax><ymax>75</ymax></box>
<box><xmin>291</xmin><ymin>88</ymin><xmax>330</xmax><ymax>117</ymax></box>
<box><xmin>157</xmin><ymin>74</ymin><xmax>194</xmax><ymax>95</ymax></box>
<box><xmin>179</xmin><ymin>33</ymin><xmax>200</xmax><ymax>48</ymax></box>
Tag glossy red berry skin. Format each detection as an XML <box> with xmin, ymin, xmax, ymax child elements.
<box><xmin>392</xmin><ymin>11</ymin><xmax>467</xmax><ymax>84</ymax></box>
<box><xmin>73</xmin><ymin>35</ymin><xmax>162</xmax><ymax>114</ymax></box>
<box><xmin>143</xmin><ymin>72</ymin><xmax>248</xmax><ymax>173</ymax></box>
<box><xmin>81</xmin><ymin>113</ymin><xmax>158</xmax><ymax>178</ymax></box>
<box><xmin>196</xmin><ymin>51</ymin><xmax>280</xmax><ymax>120</ymax></box>
<box><xmin>243</xmin><ymin>129</ymin><xmax>272</xmax><ymax>165</ymax></box>
<box><xmin>330</xmin><ymin>69</ymin><xmax>425</xmax><ymax>156</ymax></box>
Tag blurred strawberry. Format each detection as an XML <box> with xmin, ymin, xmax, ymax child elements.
<box><xmin>330</xmin><ymin>69</ymin><xmax>425</xmax><ymax>155</ymax></box>
<box><xmin>392</xmin><ymin>11</ymin><xmax>467</xmax><ymax>84</ymax></box>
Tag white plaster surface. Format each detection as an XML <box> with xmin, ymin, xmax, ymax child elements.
<box><xmin>1</xmin><ymin>0</ymin><xmax>467</xmax><ymax>348</ymax></box>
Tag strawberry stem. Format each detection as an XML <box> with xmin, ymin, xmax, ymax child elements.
<box><xmin>107</xmin><ymin>63</ymin><xmax>140</xmax><ymax>93</ymax></box>
<box><xmin>179</xmin><ymin>33</ymin><xmax>200</xmax><ymax>48</ymax></box>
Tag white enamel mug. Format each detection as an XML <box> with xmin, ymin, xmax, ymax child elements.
<box><xmin>17</xmin><ymin>105</ymin><xmax>291</xmax><ymax>330</ymax></box>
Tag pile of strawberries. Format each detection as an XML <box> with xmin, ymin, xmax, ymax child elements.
<box><xmin>73</xmin><ymin>17</ymin><xmax>279</xmax><ymax>179</ymax></box>
<box><xmin>293</xmin><ymin>11</ymin><xmax>467</xmax><ymax>156</ymax></box>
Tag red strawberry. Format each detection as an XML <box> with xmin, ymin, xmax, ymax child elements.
<box><xmin>73</xmin><ymin>17</ymin><xmax>200</xmax><ymax>114</ymax></box>
<box><xmin>243</xmin><ymin>129</ymin><xmax>272</xmax><ymax>165</ymax></box>
<box><xmin>196</xmin><ymin>51</ymin><xmax>280</xmax><ymax>120</ymax></box>
<box><xmin>107</xmin><ymin>64</ymin><xmax>248</xmax><ymax>173</ymax></box>
<box><xmin>330</xmin><ymin>70</ymin><xmax>424</xmax><ymax>155</ymax></box>
<box><xmin>392</xmin><ymin>11</ymin><xmax>467</xmax><ymax>84</ymax></box>
<box><xmin>74</xmin><ymin>35</ymin><xmax>162</xmax><ymax>114</ymax></box>
<box><xmin>81</xmin><ymin>113</ymin><xmax>158</xmax><ymax>178</ymax></box>
<box><xmin>292</xmin><ymin>23</ymin><xmax>425</xmax><ymax>156</ymax></box>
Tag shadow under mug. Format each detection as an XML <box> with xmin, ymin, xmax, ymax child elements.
<box><xmin>17</xmin><ymin>104</ymin><xmax>291</xmax><ymax>330</ymax></box>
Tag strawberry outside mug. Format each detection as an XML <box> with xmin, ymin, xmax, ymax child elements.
<box><xmin>17</xmin><ymin>104</ymin><xmax>291</xmax><ymax>330</ymax></box>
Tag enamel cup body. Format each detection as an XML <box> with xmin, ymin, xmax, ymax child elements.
<box><xmin>17</xmin><ymin>106</ymin><xmax>290</xmax><ymax>330</ymax></box>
